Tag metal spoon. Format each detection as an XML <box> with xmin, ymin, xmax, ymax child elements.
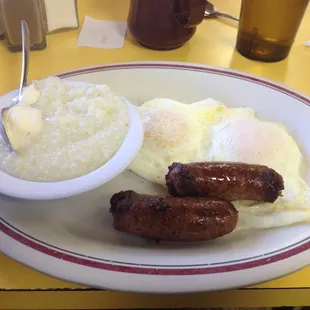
<box><xmin>0</xmin><ymin>20</ymin><xmax>30</xmax><ymax>150</ymax></box>
<box><xmin>204</xmin><ymin>1</ymin><xmax>239</xmax><ymax>22</ymax></box>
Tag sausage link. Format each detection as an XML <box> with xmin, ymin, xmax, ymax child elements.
<box><xmin>165</xmin><ymin>162</ymin><xmax>284</xmax><ymax>203</ymax></box>
<box><xmin>110</xmin><ymin>190</ymin><xmax>238</xmax><ymax>241</ymax></box>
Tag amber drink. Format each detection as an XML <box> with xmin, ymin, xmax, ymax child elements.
<box><xmin>236</xmin><ymin>0</ymin><xmax>309</xmax><ymax>62</ymax></box>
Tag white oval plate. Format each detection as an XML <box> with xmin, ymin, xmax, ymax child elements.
<box><xmin>0</xmin><ymin>62</ymin><xmax>309</xmax><ymax>294</ymax></box>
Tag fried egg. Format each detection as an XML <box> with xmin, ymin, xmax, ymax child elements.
<box><xmin>129</xmin><ymin>97</ymin><xmax>310</xmax><ymax>229</ymax></box>
<box><xmin>129</xmin><ymin>98</ymin><xmax>222</xmax><ymax>184</ymax></box>
<box><xmin>206</xmin><ymin>118</ymin><xmax>310</xmax><ymax>229</ymax></box>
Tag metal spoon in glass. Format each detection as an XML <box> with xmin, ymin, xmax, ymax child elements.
<box><xmin>204</xmin><ymin>1</ymin><xmax>239</xmax><ymax>22</ymax></box>
<box><xmin>0</xmin><ymin>20</ymin><xmax>30</xmax><ymax>151</ymax></box>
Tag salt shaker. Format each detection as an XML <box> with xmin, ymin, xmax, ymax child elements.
<box><xmin>0</xmin><ymin>0</ymin><xmax>46</xmax><ymax>51</ymax></box>
<box><xmin>41</xmin><ymin>0</ymin><xmax>79</xmax><ymax>34</ymax></box>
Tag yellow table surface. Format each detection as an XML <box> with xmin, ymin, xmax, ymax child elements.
<box><xmin>1</xmin><ymin>0</ymin><xmax>310</xmax><ymax>309</ymax></box>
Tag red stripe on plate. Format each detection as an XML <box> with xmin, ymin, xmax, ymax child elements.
<box><xmin>1</xmin><ymin>221</ymin><xmax>309</xmax><ymax>275</ymax></box>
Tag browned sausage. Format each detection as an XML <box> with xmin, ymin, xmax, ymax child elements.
<box><xmin>110</xmin><ymin>190</ymin><xmax>238</xmax><ymax>242</ymax></box>
<box><xmin>165</xmin><ymin>162</ymin><xmax>284</xmax><ymax>203</ymax></box>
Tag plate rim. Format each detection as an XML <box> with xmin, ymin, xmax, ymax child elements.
<box><xmin>1</xmin><ymin>218</ymin><xmax>310</xmax><ymax>274</ymax></box>
<box><xmin>1</xmin><ymin>61</ymin><xmax>310</xmax><ymax>290</ymax></box>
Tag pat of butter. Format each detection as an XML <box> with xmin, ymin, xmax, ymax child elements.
<box><xmin>20</xmin><ymin>83</ymin><xmax>41</xmax><ymax>106</ymax></box>
<box><xmin>3</xmin><ymin>106</ymin><xmax>43</xmax><ymax>151</ymax></box>
<box><xmin>8</xmin><ymin>106</ymin><xmax>43</xmax><ymax>135</ymax></box>
<box><xmin>3</xmin><ymin>83</ymin><xmax>43</xmax><ymax>150</ymax></box>
<box><xmin>3</xmin><ymin>84</ymin><xmax>43</xmax><ymax>151</ymax></box>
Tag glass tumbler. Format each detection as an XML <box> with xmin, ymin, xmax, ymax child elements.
<box><xmin>236</xmin><ymin>0</ymin><xmax>309</xmax><ymax>62</ymax></box>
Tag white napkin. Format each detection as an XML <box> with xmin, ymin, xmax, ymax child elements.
<box><xmin>77</xmin><ymin>16</ymin><xmax>127</xmax><ymax>49</ymax></box>
<box><xmin>304</xmin><ymin>40</ymin><xmax>310</xmax><ymax>47</ymax></box>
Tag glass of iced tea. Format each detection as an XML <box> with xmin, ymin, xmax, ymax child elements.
<box><xmin>236</xmin><ymin>0</ymin><xmax>309</xmax><ymax>62</ymax></box>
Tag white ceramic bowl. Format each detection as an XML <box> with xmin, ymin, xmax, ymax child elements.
<box><xmin>0</xmin><ymin>82</ymin><xmax>143</xmax><ymax>200</ymax></box>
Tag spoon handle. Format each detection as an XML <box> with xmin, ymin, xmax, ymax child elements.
<box><xmin>17</xmin><ymin>21</ymin><xmax>30</xmax><ymax>100</ymax></box>
<box><xmin>217</xmin><ymin>12</ymin><xmax>239</xmax><ymax>22</ymax></box>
